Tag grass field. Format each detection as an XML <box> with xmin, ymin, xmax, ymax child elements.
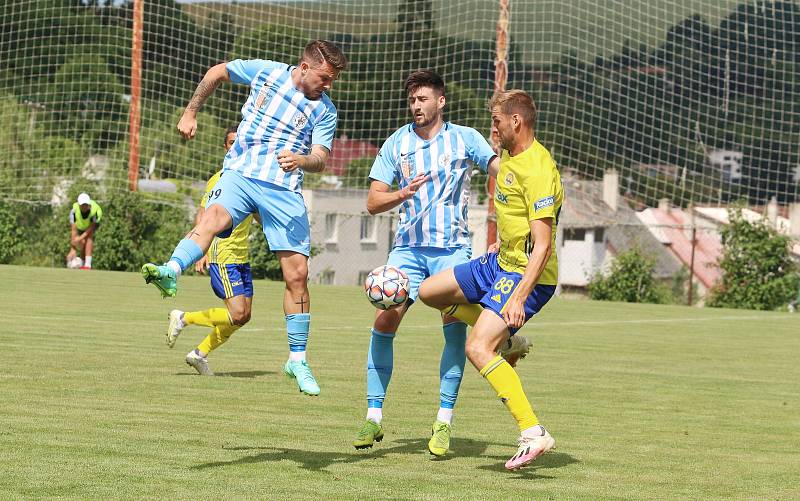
<box><xmin>2</xmin><ymin>265</ymin><xmax>799</xmax><ymax>499</ymax></box>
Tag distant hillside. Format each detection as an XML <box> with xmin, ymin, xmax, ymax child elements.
<box><xmin>181</xmin><ymin>0</ymin><xmax>746</xmax><ymax>63</ymax></box>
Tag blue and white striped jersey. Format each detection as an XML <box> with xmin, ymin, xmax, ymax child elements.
<box><xmin>223</xmin><ymin>59</ymin><xmax>338</xmax><ymax>192</ymax></box>
<box><xmin>369</xmin><ymin>122</ymin><xmax>496</xmax><ymax>248</ymax></box>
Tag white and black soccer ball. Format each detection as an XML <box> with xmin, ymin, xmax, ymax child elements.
<box><xmin>364</xmin><ymin>265</ymin><xmax>410</xmax><ymax>310</ymax></box>
<box><xmin>67</xmin><ymin>257</ymin><xmax>83</xmax><ymax>269</ymax></box>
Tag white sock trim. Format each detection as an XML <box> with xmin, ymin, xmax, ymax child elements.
<box><xmin>167</xmin><ymin>260</ymin><xmax>182</xmax><ymax>276</ymax></box>
<box><xmin>436</xmin><ymin>408</ymin><xmax>454</xmax><ymax>425</ymax></box>
<box><xmin>366</xmin><ymin>407</ymin><xmax>383</xmax><ymax>424</ymax></box>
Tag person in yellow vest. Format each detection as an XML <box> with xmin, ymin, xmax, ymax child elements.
<box><xmin>164</xmin><ymin>126</ymin><xmax>257</xmax><ymax>376</ymax></box>
<box><xmin>66</xmin><ymin>193</ymin><xmax>103</xmax><ymax>270</ymax></box>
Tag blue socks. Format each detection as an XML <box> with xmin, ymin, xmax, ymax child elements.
<box><xmin>286</xmin><ymin>313</ymin><xmax>311</xmax><ymax>360</ymax></box>
<box><xmin>366</xmin><ymin>329</ymin><xmax>395</xmax><ymax>408</ymax></box>
<box><xmin>439</xmin><ymin>322</ymin><xmax>467</xmax><ymax>410</ymax></box>
<box><xmin>170</xmin><ymin>239</ymin><xmax>204</xmax><ymax>272</ymax></box>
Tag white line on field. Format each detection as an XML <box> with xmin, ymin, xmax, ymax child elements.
<box><xmin>10</xmin><ymin>313</ymin><xmax>792</xmax><ymax>333</ymax></box>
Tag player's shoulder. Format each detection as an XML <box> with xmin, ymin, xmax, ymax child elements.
<box><xmin>381</xmin><ymin>124</ymin><xmax>412</xmax><ymax>148</ymax></box>
<box><xmin>447</xmin><ymin>122</ymin><xmax>481</xmax><ymax>139</ymax></box>
<box><xmin>317</xmin><ymin>92</ymin><xmax>337</xmax><ymax>113</ymax></box>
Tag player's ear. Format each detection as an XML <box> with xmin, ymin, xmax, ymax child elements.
<box><xmin>438</xmin><ymin>94</ymin><xmax>446</xmax><ymax>109</ymax></box>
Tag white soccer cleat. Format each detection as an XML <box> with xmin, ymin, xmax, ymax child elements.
<box><xmin>166</xmin><ymin>309</ymin><xmax>184</xmax><ymax>349</ymax></box>
<box><xmin>185</xmin><ymin>350</ymin><xmax>214</xmax><ymax>376</ymax></box>
<box><xmin>505</xmin><ymin>428</ymin><xmax>555</xmax><ymax>471</ymax></box>
<box><xmin>499</xmin><ymin>335</ymin><xmax>532</xmax><ymax>367</ymax></box>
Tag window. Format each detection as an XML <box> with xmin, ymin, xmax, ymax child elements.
<box><xmin>320</xmin><ymin>269</ymin><xmax>335</xmax><ymax>285</ymax></box>
<box><xmin>325</xmin><ymin>213</ymin><xmax>338</xmax><ymax>242</ymax></box>
<box><xmin>564</xmin><ymin>228</ymin><xmax>586</xmax><ymax>241</ymax></box>
<box><xmin>594</xmin><ymin>227</ymin><xmax>605</xmax><ymax>242</ymax></box>
<box><xmin>357</xmin><ymin>270</ymin><xmax>371</xmax><ymax>286</ymax></box>
<box><xmin>360</xmin><ymin>215</ymin><xmax>375</xmax><ymax>242</ymax></box>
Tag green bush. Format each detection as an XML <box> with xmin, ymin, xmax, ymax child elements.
<box><xmin>0</xmin><ymin>201</ymin><xmax>25</xmax><ymax>264</ymax></box>
<box><xmin>93</xmin><ymin>191</ymin><xmax>190</xmax><ymax>272</ymax></box>
<box><xmin>707</xmin><ymin>208</ymin><xmax>799</xmax><ymax>310</ymax></box>
<box><xmin>587</xmin><ymin>247</ymin><xmax>670</xmax><ymax>304</ymax></box>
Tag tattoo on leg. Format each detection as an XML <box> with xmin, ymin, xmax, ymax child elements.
<box><xmin>294</xmin><ymin>295</ymin><xmax>308</xmax><ymax>313</ymax></box>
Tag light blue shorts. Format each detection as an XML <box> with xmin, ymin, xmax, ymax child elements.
<box><xmin>206</xmin><ymin>170</ymin><xmax>311</xmax><ymax>256</ymax></box>
<box><xmin>387</xmin><ymin>246</ymin><xmax>472</xmax><ymax>304</ymax></box>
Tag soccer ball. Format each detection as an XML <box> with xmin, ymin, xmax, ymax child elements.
<box><xmin>67</xmin><ymin>257</ymin><xmax>83</xmax><ymax>269</ymax></box>
<box><xmin>364</xmin><ymin>265</ymin><xmax>410</xmax><ymax>310</ymax></box>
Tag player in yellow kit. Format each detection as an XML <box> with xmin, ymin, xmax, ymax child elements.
<box><xmin>419</xmin><ymin>90</ymin><xmax>563</xmax><ymax>471</ymax></box>
<box><xmin>166</xmin><ymin>126</ymin><xmax>255</xmax><ymax>375</ymax></box>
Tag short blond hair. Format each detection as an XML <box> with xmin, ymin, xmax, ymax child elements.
<box><xmin>302</xmin><ymin>40</ymin><xmax>348</xmax><ymax>71</ymax></box>
<box><xmin>490</xmin><ymin>89</ymin><xmax>537</xmax><ymax>127</ymax></box>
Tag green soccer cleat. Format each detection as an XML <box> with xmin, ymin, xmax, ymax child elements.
<box><xmin>141</xmin><ymin>263</ymin><xmax>178</xmax><ymax>298</ymax></box>
<box><xmin>428</xmin><ymin>420</ymin><xmax>451</xmax><ymax>457</ymax></box>
<box><xmin>353</xmin><ymin>419</ymin><xmax>384</xmax><ymax>450</ymax></box>
<box><xmin>283</xmin><ymin>360</ymin><xmax>320</xmax><ymax>396</ymax></box>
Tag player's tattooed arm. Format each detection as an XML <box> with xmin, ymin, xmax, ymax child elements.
<box><xmin>300</xmin><ymin>145</ymin><xmax>330</xmax><ymax>173</ymax></box>
<box><xmin>177</xmin><ymin>63</ymin><xmax>231</xmax><ymax>140</ymax></box>
<box><xmin>185</xmin><ymin>79</ymin><xmax>219</xmax><ymax>113</ymax></box>
<box><xmin>279</xmin><ymin>145</ymin><xmax>329</xmax><ymax>173</ymax></box>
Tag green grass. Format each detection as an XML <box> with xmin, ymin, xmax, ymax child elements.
<box><xmin>2</xmin><ymin>265</ymin><xmax>798</xmax><ymax>499</ymax></box>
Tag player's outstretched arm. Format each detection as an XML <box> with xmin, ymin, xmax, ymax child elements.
<box><xmin>177</xmin><ymin>63</ymin><xmax>231</xmax><ymax>140</ymax></box>
<box><xmin>366</xmin><ymin>175</ymin><xmax>429</xmax><ymax>215</ymax></box>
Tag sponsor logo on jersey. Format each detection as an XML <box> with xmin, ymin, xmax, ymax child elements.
<box><xmin>534</xmin><ymin>195</ymin><xmax>555</xmax><ymax>211</ymax></box>
<box><xmin>495</xmin><ymin>187</ymin><xmax>508</xmax><ymax>204</ymax></box>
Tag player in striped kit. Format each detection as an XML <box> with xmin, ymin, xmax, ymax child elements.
<box><xmin>352</xmin><ymin>70</ymin><xmax>530</xmax><ymax>457</ymax></box>
<box><xmin>141</xmin><ymin>40</ymin><xmax>347</xmax><ymax>396</ymax></box>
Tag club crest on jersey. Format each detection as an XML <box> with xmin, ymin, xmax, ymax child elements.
<box><xmin>494</xmin><ymin>186</ymin><xmax>508</xmax><ymax>204</ymax></box>
<box><xmin>400</xmin><ymin>153</ymin><xmax>415</xmax><ymax>178</ymax></box>
<box><xmin>293</xmin><ymin>112</ymin><xmax>308</xmax><ymax>129</ymax></box>
<box><xmin>438</xmin><ymin>153</ymin><xmax>451</xmax><ymax>167</ymax></box>
<box><xmin>534</xmin><ymin>196</ymin><xmax>555</xmax><ymax>211</ymax></box>
<box><xmin>254</xmin><ymin>87</ymin><xmax>273</xmax><ymax>109</ymax></box>
<box><xmin>504</xmin><ymin>172</ymin><xmax>515</xmax><ymax>186</ymax></box>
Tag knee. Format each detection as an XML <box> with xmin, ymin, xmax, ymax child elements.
<box><xmin>465</xmin><ymin>335</ymin><xmax>488</xmax><ymax>364</ymax></box>
<box><xmin>374</xmin><ymin>312</ymin><xmax>400</xmax><ymax>334</ymax></box>
<box><xmin>284</xmin><ymin>268</ymin><xmax>308</xmax><ymax>293</ymax></box>
<box><xmin>418</xmin><ymin>281</ymin><xmax>433</xmax><ymax>306</ymax></box>
<box><xmin>200</xmin><ymin>206</ymin><xmax>230</xmax><ymax>232</ymax></box>
<box><xmin>230</xmin><ymin>309</ymin><xmax>250</xmax><ymax>326</ymax></box>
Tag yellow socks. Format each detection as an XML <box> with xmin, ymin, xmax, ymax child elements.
<box><xmin>183</xmin><ymin>308</ymin><xmax>232</xmax><ymax>327</ymax></box>
<box><xmin>197</xmin><ymin>324</ymin><xmax>240</xmax><ymax>354</ymax></box>
<box><xmin>441</xmin><ymin>303</ymin><xmax>482</xmax><ymax>326</ymax></box>
<box><xmin>480</xmin><ymin>355</ymin><xmax>539</xmax><ymax>431</ymax></box>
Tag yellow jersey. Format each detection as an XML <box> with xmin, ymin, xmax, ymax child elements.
<box><xmin>493</xmin><ymin>139</ymin><xmax>563</xmax><ymax>284</ymax></box>
<box><xmin>201</xmin><ymin>170</ymin><xmax>253</xmax><ymax>265</ymax></box>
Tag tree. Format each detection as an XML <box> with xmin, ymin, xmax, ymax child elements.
<box><xmin>707</xmin><ymin>208</ymin><xmax>799</xmax><ymax>310</ymax></box>
<box><xmin>587</xmin><ymin>248</ymin><xmax>670</xmax><ymax>304</ymax></box>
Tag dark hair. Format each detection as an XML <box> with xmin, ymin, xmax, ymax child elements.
<box><xmin>404</xmin><ymin>70</ymin><xmax>445</xmax><ymax>97</ymax></box>
<box><xmin>302</xmin><ymin>40</ymin><xmax>348</xmax><ymax>71</ymax></box>
<box><xmin>224</xmin><ymin>125</ymin><xmax>238</xmax><ymax>143</ymax></box>
<box><xmin>490</xmin><ymin>89</ymin><xmax>537</xmax><ymax>127</ymax></box>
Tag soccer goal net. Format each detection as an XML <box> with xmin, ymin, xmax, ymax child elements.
<box><xmin>1</xmin><ymin>0</ymin><xmax>798</xmax><ymax>210</ymax></box>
